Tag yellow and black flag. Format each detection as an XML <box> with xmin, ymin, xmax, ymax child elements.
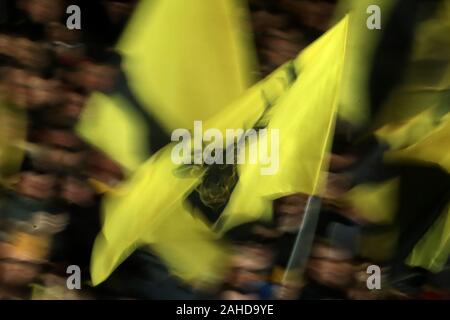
<box><xmin>211</xmin><ymin>15</ymin><xmax>350</xmax><ymax>233</ymax></box>
<box><xmin>90</xmin><ymin>60</ymin><xmax>299</xmax><ymax>287</ymax></box>
<box><xmin>90</xmin><ymin>16</ymin><xmax>350</xmax><ymax>287</ymax></box>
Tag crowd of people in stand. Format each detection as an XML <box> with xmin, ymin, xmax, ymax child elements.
<box><xmin>1</xmin><ymin>0</ymin><xmax>449</xmax><ymax>300</ymax></box>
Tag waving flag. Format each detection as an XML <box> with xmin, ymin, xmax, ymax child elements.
<box><xmin>90</xmin><ymin>16</ymin><xmax>350</xmax><ymax>287</ymax></box>
<box><xmin>77</xmin><ymin>0</ymin><xmax>257</xmax><ymax>173</ymax></box>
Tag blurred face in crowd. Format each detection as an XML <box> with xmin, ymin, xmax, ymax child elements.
<box><xmin>263</xmin><ymin>29</ymin><xmax>303</xmax><ymax>62</ymax></box>
<box><xmin>306</xmin><ymin>242</ymin><xmax>355</xmax><ymax>290</ymax></box>
<box><xmin>86</xmin><ymin>151</ymin><xmax>124</xmax><ymax>186</ymax></box>
<box><xmin>43</xmin><ymin>92</ymin><xmax>85</xmax><ymax>126</ymax></box>
<box><xmin>1</xmin><ymin>68</ymin><xmax>30</xmax><ymax>108</ymax></box>
<box><xmin>274</xmin><ymin>193</ymin><xmax>308</xmax><ymax>232</ymax></box>
<box><xmin>32</xmin><ymin>148</ymin><xmax>86</xmax><ymax>173</ymax></box>
<box><xmin>226</xmin><ymin>243</ymin><xmax>274</xmax><ymax>293</ymax></box>
<box><xmin>27</xmin><ymin>76</ymin><xmax>61</xmax><ymax>108</ymax></box>
<box><xmin>0</xmin><ymin>34</ymin><xmax>12</xmax><ymax>55</ymax></box>
<box><xmin>0</xmin><ymin>242</ymin><xmax>42</xmax><ymax>287</ymax></box>
<box><xmin>36</xmin><ymin>129</ymin><xmax>83</xmax><ymax>150</ymax></box>
<box><xmin>231</xmin><ymin>244</ymin><xmax>273</xmax><ymax>272</ymax></box>
<box><xmin>1</xmin><ymin>70</ymin><xmax>61</xmax><ymax>109</ymax></box>
<box><xmin>63</xmin><ymin>92</ymin><xmax>84</xmax><ymax>119</ymax></box>
<box><xmin>105</xmin><ymin>1</ymin><xmax>135</xmax><ymax>24</ymax></box>
<box><xmin>25</xmin><ymin>0</ymin><xmax>64</xmax><ymax>24</ymax></box>
<box><xmin>77</xmin><ymin>61</ymin><xmax>118</xmax><ymax>92</ymax></box>
<box><xmin>16</xmin><ymin>172</ymin><xmax>56</xmax><ymax>200</ymax></box>
<box><xmin>61</xmin><ymin>176</ymin><xmax>95</xmax><ymax>206</ymax></box>
<box><xmin>15</xmin><ymin>37</ymin><xmax>49</xmax><ymax>70</ymax></box>
<box><xmin>252</xmin><ymin>11</ymin><xmax>288</xmax><ymax>34</ymax></box>
<box><xmin>0</xmin><ymin>35</ymin><xmax>50</xmax><ymax>70</ymax></box>
<box><xmin>30</xmin><ymin>129</ymin><xmax>86</xmax><ymax>172</ymax></box>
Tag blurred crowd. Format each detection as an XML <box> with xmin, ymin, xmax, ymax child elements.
<box><xmin>1</xmin><ymin>0</ymin><xmax>450</xmax><ymax>300</ymax></box>
<box><xmin>0</xmin><ymin>0</ymin><xmax>134</xmax><ymax>299</ymax></box>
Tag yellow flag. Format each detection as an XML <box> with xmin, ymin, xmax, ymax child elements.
<box><xmin>333</xmin><ymin>0</ymin><xmax>397</xmax><ymax>127</ymax></box>
<box><xmin>373</xmin><ymin>0</ymin><xmax>450</xmax><ymax>127</ymax></box>
<box><xmin>216</xmin><ymin>16</ymin><xmax>350</xmax><ymax>232</ymax></box>
<box><xmin>77</xmin><ymin>93</ymin><xmax>149</xmax><ymax>173</ymax></box>
<box><xmin>343</xmin><ymin>178</ymin><xmax>399</xmax><ymax>225</ymax></box>
<box><xmin>77</xmin><ymin>0</ymin><xmax>256</xmax><ymax>172</ymax></box>
<box><xmin>407</xmin><ymin>203</ymin><xmax>450</xmax><ymax>273</ymax></box>
<box><xmin>385</xmin><ymin>113</ymin><xmax>450</xmax><ymax>173</ymax></box>
<box><xmin>91</xmin><ymin>146</ymin><xmax>230</xmax><ymax>286</ymax></box>
<box><xmin>90</xmin><ymin>16</ymin><xmax>350</xmax><ymax>286</ymax></box>
<box><xmin>263</xmin><ymin>17</ymin><xmax>349</xmax><ymax>196</ymax></box>
<box><xmin>90</xmin><ymin>61</ymin><xmax>297</xmax><ymax>286</ymax></box>
<box><xmin>373</xmin><ymin>0</ymin><xmax>450</xmax><ymax>169</ymax></box>
<box><xmin>117</xmin><ymin>0</ymin><xmax>257</xmax><ymax>131</ymax></box>
<box><xmin>375</xmin><ymin>106</ymin><xmax>443</xmax><ymax>151</ymax></box>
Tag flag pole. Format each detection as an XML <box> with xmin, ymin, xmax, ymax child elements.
<box><xmin>282</xmin><ymin>195</ymin><xmax>322</xmax><ymax>285</ymax></box>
